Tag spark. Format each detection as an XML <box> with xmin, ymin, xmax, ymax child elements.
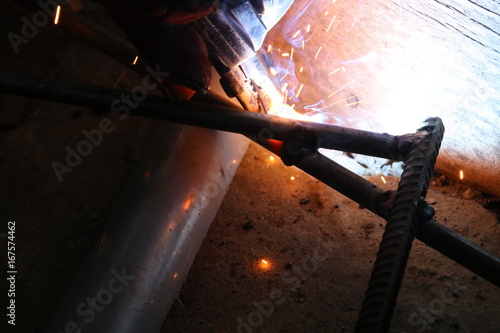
<box><xmin>54</xmin><ymin>6</ymin><xmax>61</xmax><ymax>25</ymax></box>
<box><xmin>259</xmin><ymin>259</ymin><xmax>272</xmax><ymax>270</ymax></box>
<box><xmin>183</xmin><ymin>198</ymin><xmax>192</xmax><ymax>211</ymax></box>
<box><xmin>299</xmin><ymin>66</ymin><xmax>304</xmax><ymax>73</ymax></box>
<box><xmin>320</xmin><ymin>94</ymin><xmax>364</xmax><ymax>109</ymax></box>
<box><xmin>280</xmin><ymin>73</ymin><xmax>288</xmax><ymax>81</ymax></box>
<box><xmin>267</xmin><ymin>44</ymin><xmax>272</xmax><ymax>53</ymax></box>
<box><xmin>269</xmin><ymin>67</ymin><xmax>278</xmax><ymax>76</ymax></box>
<box><xmin>290</xmin><ymin>176</ymin><xmax>295</xmax><ymax>180</ymax></box>
<box><xmin>290</xmin><ymin>47</ymin><xmax>294</xmax><ymax>61</ymax></box>
<box><xmin>380</xmin><ymin>176</ymin><xmax>387</xmax><ymax>184</ymax></box>
<box><xmin>282</xmin><ymin>52</ymin><xmax>290</xmax><ymax>57</ymax></box>
<box><xmin>326</xmin><ymin>15</ymin><xmax>336</xmax><ymax>32</ymax></box>
<box><xmin>306</xmin><ymin>24</ymin><xmax>311</xmax><ymax>33</ymax></box>
<box><xmin>346</xmin><ymin>100</ymin><xmax>363</xmax><ymax>107</ymax></box>
<box><xmin>113</xmin><ymin>70</ymin><xmax>128</xmax><ymax>88</ymax></box>
<box><xmin>269</xmin><ymin>156</ymin><xmax>275</xmax><ymax>162</ymax></box>
<box><xmin>292</xmin><ymin>30</ymin><xmax>301</xmax><ymax>38</ymax></box>
<box><xmin>301</xmin><ymin>40</ymin><xmax>305</xmax><ymax>49</ymax></box>
<box><xmin>324</xmin><ymin>11</ymin><xmax>329</xmax><ymax>15</ymax></box>
<box><xmin>281</xmin><ymin>82</ymin><xmax>288</xmax><ymax>93</ymax></box>
<box><xmin>173</xmin><ymin>273</ymin><xmax>178</xmax><ymax>279</ymax></box>
<box><xmin>296</xmin><ymin>83</ymin><xmax>304</xmax><ymax>98</ymax></box>
<box><xmin>459</xmin><ymin>170</ymin><xmax>464</xmax><ymax>180</ymax></box>
<box><xmin>131</xmin><ymin>56</ymin><xmax>139</xmax><ymax>65</ymax></box>
<box><xmin>314</xmin><ymin>46</ymin><xmax>323</xmax><ymax>59</ymax></box>
<box><xmin>327</xmin><ymin>76</ymin><xmax>361</xmax><ymax>98</ymax></box>
<box><xmin>329</xmin><ymin>67</ymin><xmax>342</xmax><ymax>75</ymax></box>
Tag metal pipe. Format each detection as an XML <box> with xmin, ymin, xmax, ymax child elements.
<box><xmin>418</xmin><ymin>219</ymin><xmax>500</xmax><ymax>287</ymax></box>
<box><xmin>1</xmin><ymin>72</ymin><xmax>498</xmax><ymax>287</ymax></box>
<box><xmin>295</xmin><ymin>152</ymin><xmax>389</xmax><ymax>216</ymax></box>
<box><xmin>0</xmin><ymin>71</ymin><xmax>404</xmax><ymax>160</ymax></box>
<box><xmin>48</xmin><ymin>119</ymin><xmax>249</xmax><ymax>333</ymax></box>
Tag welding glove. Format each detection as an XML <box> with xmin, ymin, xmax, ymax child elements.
<box><xmin>103</xmin><ymin>0</ymin><xmax>220</xmax><ymax>96</ymax></box>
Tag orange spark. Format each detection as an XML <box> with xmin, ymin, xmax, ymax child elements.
<box><xmin>290</xmin><ymin>47</ymin><xmax>294</xmax><ymax>61</ymax></box>
<box><xmin>292</xmin><ymin>30</ymin><xmax>301</xmax><ymax>38</ymax></box>
<box><xmin>269</xmin><ymin>156</ymin><xmax>275</xmax><ymax>162</ymax></box>
<box><xmin>267</xmin><ymin>44</ymin><xmax>272</xmax><ymax>53</ymax></box>
<box><xmin>306</xmin><ymin>24</ymin><xmax>311</xmax><ymax>33</ymax></box>
<box><xmin>328</xmin><ymin>76</ymin><xmax>361</xmax><ymax>98</ymax></box>
<box><xmin>314</xmin><ymin>46</ymin><xmax>323</xmax><ymax>59</ymax></box>
<box><xmin>131</xmin><ymin>56</ymin><xmax>139</xmax><ymax>65</ymax></box>
<box><xmin>329</xmin><ymin>67</ymin><xmax>341</xmax><ymax>75</ymax></box>
<box><xmin>259</xmin><ymin>259</ymin><xmax>272</xmax><ymax>270</ymax></box>
<box><xmin>113</xmin><ymin>70</ymin><xmax>128</xmax><ymax>88</ymax></box>
<box><xmin>290</xmin><ymin>176</ymin><xmax>295</xmax><ymax>180</ymax></box>
<box><xmin>296</xmin><ymin>83</ymin><xmax>304</xmax><ymax>98</ymax></box>
<box><xmin>281</xmin><ymin>52</ymin><xmax>290</xmax><ymax>57</ymax></box>
<box><xmin>459</xmin><ymin>170</ymin><xmax>464</xmax><ymax>180</ymax></box>
<box><xmin>299</xmin><ymin>66</ymin><xmax>304</xmax><ymax>73</ymax></box>
<box><xmin>326</xmin><ymin>15</ymin><xmax>336</xmax><ymax>32</ymax></box>
<box><xmin>54</xmin><ymin>6</ymin><xmax>61</xmax><ymax>25</ymax></box>
<box><xmin>381</xmin><ymin>176</ymin><xmax>387</xmax><ymax>184</ymax></box>
<box><xmin>183</xmin><ymin>198</ymin><xmax>193</xmax><ymax>211</ymax></box>
<box><xmin>301</xmin><ymin>40</ymin><xmax>305</xmax><ymax>49</ymax></box>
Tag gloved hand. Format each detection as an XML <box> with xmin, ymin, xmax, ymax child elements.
<box><xmin>104</xmin><ymin>0</ymin><xmax>220</xmax><ymax>94</ymax></box>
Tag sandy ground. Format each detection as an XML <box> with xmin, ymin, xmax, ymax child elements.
<box><xmin>0</xmin><ymin>1</ymin><xmax>499</xmax><ymax>333</ymax></box>
<box><xmin>162</xmin><ymin>142</ymin><xmax>500</xmax><ymax>333</ymax></box>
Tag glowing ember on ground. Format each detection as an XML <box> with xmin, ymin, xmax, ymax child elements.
<box><xmin>258</xmin><ymin>259</ymin><xmax>272</xmax><ymax>271</ymax></box>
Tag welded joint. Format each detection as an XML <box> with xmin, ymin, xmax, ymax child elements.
<box><xmin>415</xmin><ymin>198</ymin><xmax>437</xmax><ymax>236</ymax></box>
<box><xmin>280</xmin><ymin>123</ymin><xmax>319</xmax><ymax>166</ymax></box>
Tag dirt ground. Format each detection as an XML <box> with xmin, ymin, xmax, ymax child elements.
<box><xmin>0</xmin><ymin>1</ymin><xmax>499</xmax><ymax>333</ymax></box>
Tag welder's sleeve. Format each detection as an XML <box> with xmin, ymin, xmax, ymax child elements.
<box><xmin>104</xmin><ymin>0</ymin><xmax>220</xmax><ymax>94</ymax></box>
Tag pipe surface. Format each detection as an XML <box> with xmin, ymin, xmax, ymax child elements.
<box><xmin>0</xmin><ymin>71</ymin><xmax>403</xmax><ymax>160</ymax></box>
<box><xmin>418</xmin><ymin>220</ymin><xmax>500</xmax><ymax>287</ymax></box>
<box><xmin>48</xmin><ymin>122</ymin><xmax>248</xmax><ymax>333</ymax></box>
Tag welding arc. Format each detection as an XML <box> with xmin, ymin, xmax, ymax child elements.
<box><xmin>355</xmin><ymin>118</ymin><xmax>445</xmax><ymax>333</ymax></box>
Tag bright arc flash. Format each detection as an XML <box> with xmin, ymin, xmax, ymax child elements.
<box><xmin>54</xmin><ymin>6</ymin><xmax>61</xmax><ymax>25</ymax></box>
